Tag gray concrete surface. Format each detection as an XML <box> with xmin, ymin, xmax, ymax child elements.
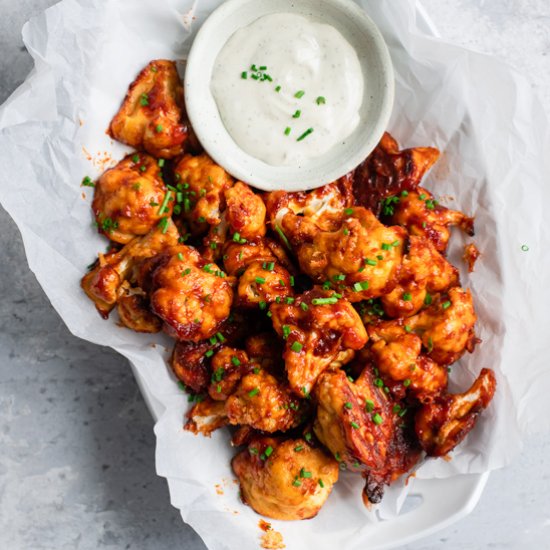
<box><xmin>0</xmin><ymin>1</ymin><xmax>549</xmax><ymax>549</ymax></box>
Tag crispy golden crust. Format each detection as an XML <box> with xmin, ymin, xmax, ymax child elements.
<box><xmin>225</xmin><ymin>181</ymin><xmax>267</xmax><ymax>239</ymax></box>
<box><xmin>232</xmin><ymin>437</ymin><xmax>339</xmax><ymax>520</ymax></box>
<box><xmin>92</xmin><ymin>153</ymin><xmax>170</xmax><ymax>244</ymax></box>
<box><xmin>109</xmin><ymin>60</ymin><xmax>188</xmax><ymax>158</ymax></box>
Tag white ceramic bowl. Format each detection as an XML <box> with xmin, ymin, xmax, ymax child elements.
<box><xmin>184</xmin><ymin>0</ymin><xmax>394</xmax><ymax>191</ymax></box>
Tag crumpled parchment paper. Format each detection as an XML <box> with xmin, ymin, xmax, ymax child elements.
<box><xmin>1</xmin><ymin>0</ymin><xmax>550</xmax><ymax>548</ymax></box>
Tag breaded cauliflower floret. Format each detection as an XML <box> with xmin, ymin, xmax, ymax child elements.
<box><xmin>225</xmin><ymin>181</ymin><xmax>266</xmax><ymax>239</ymax></box>
<box><xmin>81</xmin><ymin>220</ymin><xmax>179</xmax><ymax>318</ymax></box>
<box><xmin>92</xmin><ymin>153</ymin><xmax>171</xmax><ymax>244</ymax></box>
<box><xmin>109</xmin><ymin>60</ymin><xmax>188</xmax><ymax>158</ymax></box>
<box><xmin>270</xmin><ymin>288</ymin><xmax>368</xmax><ymax>396</ymax></box>
<box><xmin>380</xmin><ymin>235</ymin><xmax>459</xmax><ymax>318</ymax></box>
<box><xmin>265</xmin><ymin>176</ymin><xmax>354</xmax><ymax>235</ymax></box>
<box><xmin>368</xmin><ymin>323</ymin><xmax>448</xmax><ymax>400</ymax></box>
<box><xmin>285</xmin><ymin>207</ymin><xmax>406</xmax><ymax>303</ymax></box>
<box><xmin>236</xmin><ymin>260</ymin><xmax>293</xmax><ymax>308</ymax></box>
<box><xmin>150</xmin><ymin>245</ymin><xmax>234</xmax><ymax>341</ymax></box>
<box><xmin>390</xmin><ymin>187</ymin><xmax>474</xmax><ymax>253</ymax></box>
<box><xmin>406</xmin><ymin>286</ymin><xmax>477</xmax><ymax>366</ymax></box>
<box><xmin>207</xmin><ymin>346</ymin><xmax>252</xmax><ymax>401</ymax></box>
<box><xmin>232</xmin><ymin>436</ymin><xmax>339</xmax><ymax>520</ymax></box>
<box><xmin>225</xmin><ymin>370</ymin><xmax>305</xmax><ymax>433</ymax></box>
<box><xmin>173</xmin><ymin>153</ymin><xmax>234</xmax><ymax>228</ymax></box>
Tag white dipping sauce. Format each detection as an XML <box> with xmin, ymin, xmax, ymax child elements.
<box><xmin>210</xmin><ymin>13</ymin><xmax>364</xmax><ymax>167</ymax></box>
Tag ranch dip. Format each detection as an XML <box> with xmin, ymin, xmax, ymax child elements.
<box><xmin>210</xmin><ymin>13</ymin><xmax>364</xmax><ymax>167</ymax></box>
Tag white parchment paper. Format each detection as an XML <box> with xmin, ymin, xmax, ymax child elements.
<box><xmin>1</xmin><ymin>0</ymin><xmax>550</xmax><ymax>548</ymax></box>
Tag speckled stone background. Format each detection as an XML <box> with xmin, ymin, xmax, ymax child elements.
<box><xmin>1</xmin><ymin>1</ymin><xmax>549</xmax><ymax>549</ymax></box>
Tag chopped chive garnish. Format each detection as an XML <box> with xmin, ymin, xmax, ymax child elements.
<box><xmin>419</xmin><ymin>193</ymin><xmax>427</xmax><ymax>200</ymax></box>
<box><xmin>344</xmin><ymin>402</ymin><xmax>353</xmax><ymax>409</ymax></box>
<box><xmin>403</xmin><ymin>379</ymin><xmax>411</xmax><ymax>387</ymax></box>
<box><xmin>282</xmin><ymin>325</ymin><xmax>291</xmax><ymax>339</ymax></box>
<box><xmin>300</xmin><ymin>468</ymin><xmax>312</xmax><ymax>478</ymax></box>
<box><xmin>292</xmin><ymin>110</ymin><xmax>301</xmax><ymax>119</ymax></box>
<box><xmin>177</xmin><ymin>252</ymin><xmax>184</xmax><ymax>261</ymax></box>
<box><xmin>290</xmin><ymin>341</ymin><xmax>303</xmax><ymax>353</ymax></box>
<box><xmin>300</xmin><ymin>302</ymin><xmax>309</xmax><ymax>312</ymax></box>
<box><xmin>365</xmin><ymin>400</ymin><xmax>374</xmax><ymax>412</ymax></box>
<box><xmin>284</xmin><ymin>127</ymin><xmax>291</xmax><ymax>136</ymax></box>
<box><xmin>216</xmin><ymin>332</ymin><xmax>226</xmax><ymax>343</ymax></box>
<box><xmin>296</xmin><ymin>128</ymin><xmax>314</xmax><ymax>141</ymax></box>
<box><xmin>155</xmin><ymin>124</ymin><xmax>163</xmax><ymax>133</ymax></box>
<box><xmin>131</xmin><ymin>154</ymin><xmax>140</xmax><ymax>163</ymax></box>
<box><xmin>157</xmin><ymin>191</ymin><xmax>173</xmax><ymax>215</ymax></box>
<box><xmin>311</xmin><ymin>297</ymin><xmax>338</xmax><ymax>305</ymax></box>
<box><xmin>241</xmin><ymin>71</ymin><xmax>247</xmax><ymax>79</ymax></box>
<box><xmin>350</xmin><ymin>421</ymin><xmax>360</xmax><ymax>429</ymax></box>
<box><xmin>158</xmin><ymin>158</ymin><xmax>165</xmax><ymax>167</ymax></box>
<box><xmin>275</xmin><ymin>225</ymin><xmax>291</xmax><ymax>250</ymax></box>
<box><xmin>442</xmin><ymin>300</ymin><xmax>452</xmax><ymax>310</ymax></box>
<box><xmin>404</xmin><ymin>324</ymin><xmax>412</xmax><ymax>333</ymax></box>
<box><xmin>255</xmin><ymin>276</ymin><xmax>266</xmax><ymax>284</ymax></box>
<box><xmin>365</xmin><ymin>259</ymin><xmax>377</xmax><ymax>266</ymax></box>
<box><xmin>292</xmin><ymin>478</ymin><xmax>301</xmax><ymax>487</ymax></box>
<box><xmin>210</xmin><ymin>242</ymin><xmax>217</xmax><ymax>250</ymax></box>
<box><xmin>205</xmin><ymin>349</ymin><xmax>214</xmax><ymax>358</ymax></box>
<box><xmin>402</xmin><ymin>292</ymin><xmax>412</xmax><ymax>301</ymax></box>
<box><xmin>294</xmin><ymin>445</ymin><xmax>304</xmax><ymax>452</ymax></box>
<box><xmin>248</xmin><ymin>388</ymin><xmax>260</xmax><ymax>397</ymax></box>
<box><xmin>318</xmin><ymin>479</ymin><xmax>325</xmax><ymax>488</ymax></box>
<box><xmin>316</xmin><ymin>96</ymin><xmax>326</xmax><ymax>105</ymax></box>
<box><xmin>231</xmin><ymin>356</ymin><xmax>241</xmax><ymax>366</ymax></box>
<box><xmin>333</xmin><ymin>274</ymin><xmax>346</xmax><ymax>281</ymax></box>
<box><xmin>305</xmin><ymin>432</ymin><xmax>312</xmax><ymax>442</ymax></box>
<box><xmin>81</xmin><ymin>176</ymin><xmax>94</xmax><ymax>187</ymax></box>
<box><xmin>286</xmin><ymin>297</ymin><xmax>295</xmax><ymax>304</ymax></box>
<box><xmin>381</xmin><ymin>243</ymin><xmax>391</xmax><ymax>251</ymax></box>
<box><xmin>259</xmin><ymin>301</ymin><xmax>267</xmax><ymax>310</ymax></box>
<box><xmin>424</xmin><ymin>293</ymin><xmax>432</xmax><ymax>305</ymax></box>
<box><xmin>294</xmin><ymin>90</ymin><xmax>305</xmax><ymax>99</ymax></box>
<box><xmin>259</xmin><ymin>65</ymin><xmax>267</xmax><ymax>71</ymax></box>
<box><xmin>181</xmin><ymin>268</ymin><xmax>191</xmax><ymax>277</ymax></box>
<box><xmin>353</xmin><ymin>281</ymin><xmax>370</xmax><ymax>292</ymax></box>
<box><xmin>275</xmin><ymin>85</ymin><xmax>281</xmax><ymax>92</ymax></box>
<box><xmin>521</xmin><ymin>244</ymin><xmax>529</xmax><ymax>251</ymax></box>
<box><xmin>372</xmin><ymin>413</ymin><xmax>383</xmax><ymax>425</ymax></box>
<box><xmin>158</xmin><ymin>217</ymin><xmax>169</xmax><ymax>233</ymax></box>
<box><xmin>344</xmin><ymin>208</ymin><xmax>353</xmax><ymax>215</ymax></box>
<box><xmin>140</xmin><ymin>93</ymin><xmax>149</xmax><ymax>106</ymax></box>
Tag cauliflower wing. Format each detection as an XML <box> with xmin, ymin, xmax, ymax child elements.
<box><xmin>109</xmin><ymin>60</ymin><xmax>188</xmax><ymax>158</ymax></box>
<box><xmin>415</xmin><ymin>368</ymin><xmax>496</xmax><ymax>456</ymax></box>
<box><xmin>232</xmin><ymin>437</ymin><xmax>339</xmax><ymax>520</ymax></box>
<box><xmin>225</xmin><ymin>181</ymin><xmax>267</xmax><ymax>239</ymax></box>
<box><xmin>173</xmin><ymin>153</ymin><xmax>234</xmax><ymax>229</ymax></box>
<box><xmin>390</xmin><ymin>187</ymin><xmax>474</xmax><ymax>253</ymax></box>
<box><xmin>286</xmin><ymin>207</ymin><xmax>406</xmax><ymax>302</ymax></box>
<box><xmin>353</xmin><ymin>132</ymin><xmax>440</xmax><ymax>216</ymax></box>
<box><xmin>236</xmin><ymin>260</ymin><xmax>293</xmax><ymax>308</ymax></box>
<box><xmin>207</xmin><ymin>346</ymin><xmax>252</xmax><ymax>401</ymax></box>
<box><xmin>406</xmin><ymin>286</ymin><xmax>477</xmax><ymax>365</ymax></box>
<box><xmin>150</xmin><ymin>245</ymin><xmax>234</xmax><ymax>341</ymax></box>
<box><xmin>314</xmin><ymin>368</ymin><xmax>421</xmax><ymax>504</ymax></box>
<box><xmin>81</xmin><ymin>220</ymin><xmax>179</xmax><ymax>317</ymax></box>
<box><xmin>368</xmin><ymin>324</ymin><xmax>448</xmax><ymax>401</ymax></box>
<box><xmin>92</xmin><ymin>153</ymin><xmax>171</xmax><ymax>244</ymax></box>
<box><xmin>265</xmin><ymin>176</ymin><xmax>354</xmax><ymax>236</ymax></box>
<box><xmin>225</xmin><ymin>370</ymin><xmax>305</xmax><ymax>432</ymax></box>
<box><xmin>270</xmin><ymin>288</ymin><xmax>368</xmax><ymax>396</ymax></box>
<box><xmin>381</xmin><ymin>235</ymin><xmax>459</xmax><ymax>318</ymax></box>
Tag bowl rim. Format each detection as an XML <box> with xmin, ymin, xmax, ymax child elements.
<box><xmin>184</xmin><ymin>0</ymin><xmax>395</xmax><ymax>191</ymax></box>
